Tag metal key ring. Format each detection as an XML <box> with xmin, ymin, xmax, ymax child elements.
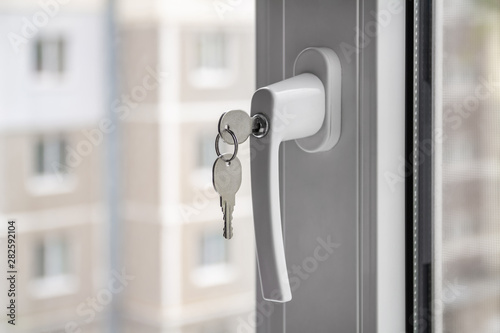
<box><xmin>215</xmin><ymin>127</ymin><xmax>238</xmax><ymax>163</ymax></box>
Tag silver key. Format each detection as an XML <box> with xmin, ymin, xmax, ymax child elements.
<box><xmin>218</xmin><ymin>110</ymin><xmax>252</xmax><ymax>144</ymax></box>
<box><xmin>213</xmin><ymin>153</ymin><xmax>242</xmax><ymax>239</ymax></box>
<box><xmin>219</xmin><ymin>110</ymin><xmax>269</xmax><ymax>144</ymax></box>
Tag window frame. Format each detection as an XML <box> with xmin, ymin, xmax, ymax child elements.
<box><xmin>405</xmin><ymin>1</ymin><xmax>435</xmax><ymax>332</ymax></box>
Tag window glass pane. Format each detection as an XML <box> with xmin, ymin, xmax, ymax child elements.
<box><xmin>34</xmin><ymin>136</ymin><xmax>67</xmax><ymax>175</ymax></box>
<box><xmin>46</xmin><ymin>237</ymin><xmax>69</xmax><ymax>276</ymax></box>
<box><xmin>34</xmin><ymin>241</ymin><xmax>46</xmax><ymax>278</ymax></box>
<box><xmin>200</xmin><ymin>230</ymin><xmax>227</xmax><ymax>266</ymax></box>
<box><xmin>35</xmin><ymin>39</ymin><xmax>43</xmax><ymax>72</ymax></box>
<box><xmin>437</xmin><ymin>1</ymin><xmax>500</xmax><ymax>332</ymax></box>
<box><xmin>58</xmin><ymin>137</ymin><xmax>67</xmax><ymax>174</ymax></box>
<box><xmin>34</xmin><ymin>237</ymin><xmax>69</xmax><ymax>278</ymax></box>
<box><xmin>35</xmin><ymin>138</ymin><xmax>45</xmax><ymax>174</ymax></box>
<box><xmin>197</xmin><ymin>32</ymin><xmax>227</xmax><ymax>70</ymax></box>
<box><xmin>34</xmin><ymin>38</ymin><xmax>66</xmax><ymax>75</ymax></box>
<box><xmin>198</xmin><ymin>133</ymin><xmax>216</xmax><ymax>168</ymax></box>
<box><xmin>57</xmin><ymin>37</ymin><xmax>65</xmax><ymax>73</ymax></box>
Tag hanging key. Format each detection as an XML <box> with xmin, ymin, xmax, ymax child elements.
<box><xmin>213</xmin><ymin>153</ymin><xmax>242</xmax><ymax>239</ymax></box>
<box><xmin>213</xmin><ymin>110</ymin><xmax>268</xmax><ymax>239</ymax></box>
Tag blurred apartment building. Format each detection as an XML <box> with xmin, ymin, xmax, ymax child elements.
<box><xmin>1</xmin><ymin>0</ymin><xmax>256</xmax><ymax>332</ymax></box>
<box><xmin>117</xmin><ymin>1</ymin><xmax>256</xmax><ymax>332</ymax></box>
<box><xmin>441</xmin><ymin>2</ymin><xmax>500</xmax><ymax>331</ymax></box>
<box><xmin>0</xmin><ymin>0</ymin><xmax>108</xmax><ymax>332</ymax></box>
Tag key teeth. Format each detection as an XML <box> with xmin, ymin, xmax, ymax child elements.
<box><xmin>221</xmin><ymin>210</ymin><xmax>233</xmax><ymax>223</ymax></box>
<box><xmin>220</xmin><ymin>201</ymin><xmax>233</xmax><ymax>239</ymax></box>
<box><xmin>221</xmin><ymin>206</ymin><xmax>233</xmax><ymax>240</ymax></box>
<box><xmin>223</xmin><ymin>226</ymin><xmax>233</xmax><ymax>239</ymax></box>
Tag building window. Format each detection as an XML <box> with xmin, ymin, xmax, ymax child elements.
<box><xmin>30</xmin><ymin>235</ymin><xmax>78</xmax><ymax>298</ymax></box>
<box><xmin>199</xmin><ymin>230</ymin><xmax>227</xmax><ymax>267</ymax></box>
<box><xmin>34</xmin><ymin>37</ymin><xmax>66</xmax><ymax>76</ymax></box>
<box><xmin>191</xmin><ymin>229</ymin><xmax>234</xmax><ymax>287</ymax></box>
<box><xmin>34</xmin><ymin>236</ymin><xmax>70</xmax><ymax>279</ymax></box>
<box><xmin>197</xmin><ymin>32</ymin><xmax>228</xmax><ymax>71</ymax></box>
<box><xmin>27</xmin><ymin>135</ymin><xmax>76</xmax><ymax>196</ymax></box>
<box><xmin>34</xmin><ymin>135</ymin><xmax>67</xmax><ymax>176</ymax></box>
<box><xmin>190</xmin><ymin>31</ymin><xmax>235</xmax><ymax>88</ymax></box>
<box><xmin>198</xmin><ymin>134</ymin><xmax>216</xmax><ymax>169</ymax></box>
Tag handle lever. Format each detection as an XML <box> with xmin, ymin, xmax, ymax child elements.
<box><xmin>251</xmin><ymin>47</ymin><xmax>341</xmax><ymax>302</ymax></box>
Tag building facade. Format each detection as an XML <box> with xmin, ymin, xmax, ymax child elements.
<box><xmin>118</xmin><ymin>1</ymin><xmax>256</xmax><ymax>332</ymax></box>
<box><xmin>0</xmin><ymin>0</ymin><xmax>108</xmax><ymax>332</ymax></box>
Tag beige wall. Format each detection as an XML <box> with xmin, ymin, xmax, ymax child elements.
<box><xmin>119</xmin><ymin>23</ymin><xmax>161</xmax><ymax>106</ymax></box>
<box><xmin>122</xmin><ymin>219</ymin><xmax>162</xmax><ymax>306</ymax></box>
<box><xmin>121</xmin><ymin>121</ymin><xmax>161</xmax><ymax>206</ymax></box>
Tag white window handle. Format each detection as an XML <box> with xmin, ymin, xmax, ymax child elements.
<box><xmin>250</xmin><ymin>47</ymin><xmax>342</xmax><ymax>302</ymax></box>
